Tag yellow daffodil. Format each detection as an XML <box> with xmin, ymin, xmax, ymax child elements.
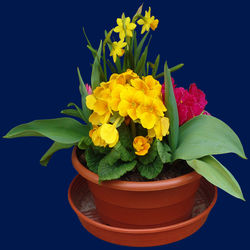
<box><xmin>136</xmin><ymin>96</ymin><xmax>167</xmax><ymax>129</ymax></box>
<box><xmin>137</xmin><ymin>7</ymin><xmax>159</xmax><ymax>34</ymax></box>
<box><xmin>100</xmin><ymin>123</ymin><xmax>119</xmax><ymax>148</ymax></box>
<box><xmin>110</xmin><ymin>40</ymin><xmax>127</xmax><ymax>63</ymax></box>
<box><xmin>148</xmin><ymin>117</ymin><xmax>170</xmax><ymax>141</ymax></box>
<box><xmin>114</xmin><ymin>16</ymin><xmax>137</xmax><ymax>40</ymax></box>
<box><xmin>118</xmin><ymin>86</ymin><xmax>145</xmax><ymax>120</ymax></box>
<box><xmin>133</xmin><ymin>136</ymin><xmax>150</xmax><ymax>156</ymax></box>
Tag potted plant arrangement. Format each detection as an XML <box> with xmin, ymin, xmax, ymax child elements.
<box><xmin>3</xmin><ymin>5</ymin><xmax>246</xmax><ymax>247</ymax></box>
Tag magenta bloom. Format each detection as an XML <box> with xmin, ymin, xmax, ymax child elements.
<box><xmin>85</xmin><ymin>84</ymin><xmax>92</xmax><ymax>95</ymax></box>
<box><xmin>161</xmin><ymin>81</ymin><xmax>208</xmax><ymax>126</ymax></box>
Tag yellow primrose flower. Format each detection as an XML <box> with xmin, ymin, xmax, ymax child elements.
<box><xmin>130</xmin><ymin>78</ymin><xmax>148</xmax><ymax>94</ymax></box>
<box><xmin>143</xmin><ymin>75</ymin><xmax>162</xmax><ymax>98</ymax></box>
<box><xmin>118</xmin><ymin>86</ymin><xmax>145</xmax><ymax>120</ymax></box>
<box><xmin>136</xmin><ymin>96</ymin><xmax>167</xmax><ymax>129</ymax></box>
<box><xmin>100</xmin><ymin>123</ymin><xmax>119</xmax><ymax>148</ymax></box>
<box><xmin>89</xmin><ymin>126</ymin><xmax>107</xmax><ymax>147</ymax></box>
<box><xmin>148</xmin><ymin>117</ymin><xmax>170</xmax><ymax>141</ymax></box>
<box><xmin>86</xmin><ymin>94</ymin><xmax>96</xmax><ymax>110</ymax></box>
<box><xmin>110</xmin><ymin>69</ymin><xmax>139</xmax><ymax>85</ymax></box>
<box><xmin>89</xmin><ymin>111</ymin><xmax>110</xmax><ymax>126</ymax></box>
<box><xmin>133</xmin><ymin>136</ymin><xmax>150</xmax><ymax>156</ymax></box>
<box><xmin>110</xmin><ymin>84</ymin><xmax>125</xmax><ymax>111</ymax></box>
<box><xmin>110</xmin><ymin>40</ymin><xmax>127</xmax><ymax>63</ymax></box>
<box><xmin>137</xmin><ymin>7</ymin><xmax>159</xmax><ymax>34</ymax></box>
<box><xmin>114</xmin><ymin>16</ymin><xmax>137</xmax><ymax>40</ymax></box>
<box><xmin>94</xmin><ymin>86</ymin><xmax>111</xmax><ymax>101</ymax></box>
<box><xmin>130</xmin><ymin>75</ymin><xmax>162</xmax><ymax>98</ymax></box>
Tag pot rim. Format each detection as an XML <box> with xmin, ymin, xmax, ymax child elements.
<box><xmin>72</xmin><ymin>146</ymin><xmax>201</xmax><ymax>191</ymax></box>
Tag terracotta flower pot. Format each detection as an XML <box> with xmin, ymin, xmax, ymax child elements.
<box><xmin>72</xmin><ymin>147</ymin><xmax>202</xmax><ymax>229</ymax></box>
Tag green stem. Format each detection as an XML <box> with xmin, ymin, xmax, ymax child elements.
<box><xmin>130</xmin><ymin>120</ymin><xmax>136</xmax><ymax>138</ymax></box>
<box><xmin>103</xmin><ymin>46</ymin><xmax>107</xmax><ymax>81</ymax></box>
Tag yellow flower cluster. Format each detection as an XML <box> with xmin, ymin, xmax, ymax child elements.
<box><xmin>86</xmin><ymin>69</ymin><xmax>169</xmax><ymax>149</ymax></box>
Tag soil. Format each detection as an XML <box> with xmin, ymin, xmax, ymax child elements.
<box><xmin>76</xmin><ymin>148</ymin><xmax>193</xmax><ymax>182</ymax></box>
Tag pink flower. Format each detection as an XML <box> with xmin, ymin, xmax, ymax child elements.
<box><xmin>161</xmin><ymin>80</ymin><xmax>208</xmax><ymax>126</ymax></box>
<box><xmin>85</xmin><ymin>84</ymin><xmax>92</xmax><ymax>95</ymax></box>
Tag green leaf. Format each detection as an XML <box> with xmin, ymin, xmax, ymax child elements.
<box><xmin>133</xmin><ymin>31</ymin><xmax>138</xmax><ymax>55</ymax></box>
<box><xmin>169</xmin><ymin>63</ymin><xmax>184</xmax><ymax>73</ymax></box>
<box><xmin>78</xmin><ymin>136</ymin><xmax>92</xmax><ymax>150</ymax></box>
<box><xmin>173</xmin><ymin>115</ymin><xmax>246</xmax><ymax>161</ymax></box>
<box><xmin>82</xmin><ymin>26</ymin><xmax>96</xmax><ymax>59</ymax></box>
<box><xmin>152</xmin><ymin>54</ymin><xmax>160</xmax><ymax>77</ymax></box>
<box><xmin>99</xmin><ymin>146</ymin><xmax>121</xmax><ymax>166</ymax></box>
<box><xmin>67</xmin><ymin>103</ymin><xmax>87</xmax><ymax>123</ymax></box>
<box><xmin>138</xmin><ymin>140</ymin><xmax>158</xmax><ymax>165</ymax></box>
<box><xmin>157</xmin><ymin>140</ymin><xmax>172</xmax><ymax>163</ymax></box>
<box><xmin>99</xmin><ymin>160</ymin><xmax>137</xmax><ymax>181</ymax></box>
<box><xmin>91</xmin><ymin>40</ymin><xmax>103</xmax><ymax>90</ymax></box>
<box><xmin>77</xmin><ymin>68</ymin><xmax>92</xmax><ymax>126</ymax></box>
<box><xmin>3</xmin><ymin>118</ymin><xmax>89</xmax><ymax>144</ymax></box>
<box><xmin>164</xmin><ymin>61</ymin><xmax>179</xmax><ymax>151</ymax></box>
<box><xmin>135</xmin><ymin>31</ymin><xmax>149</xmax><ymax>64</ymax></box>
<box><xmin>118</xmin><ymin>123</ymin><xmax>133</xmax><ymax>149</ymax></box>
<box><xmin>115</xmin><ymin>142</ymin><xmax>135</xmax><ymax>162</ymax></box>
<box><xmin>187</xmin><ymin>156</ymin><xmax>245</xmax><ymax>200</ymax></box>
<box><xmin>135</xmin><ymin>46</ymin><xmax>148</xmax><ymax>76</ymax></box>
<box><xmin>107</xmin><ymin>60</ymin><xmax>117</xmax><ymax>73</ymax></box>
<box><xmin>155</xmin><ymin>63</ymin><xmax>184</xmax><ymax>80</ymax></box>
<box><xmin>85</xmin><ymin>146</ymin><xmax>103</xmax><ymax>174</ymax></box>
<box><xmin>87</xmin><ymin>45</ymin><xmax>97</xmax><ymax>57</ymax></box>
<box><xmin>61</xmin><ymin>109</ymin><xmax>82</xmax><ymax>119</ymax></box>
<box><xmin>40</xmin><ymin>142</ymin><xmax>73</xmax><ymax>166</ymax></box>
<box><xmin>138</xmin><ymin>156</ymin><xmax>163</xmax><ymax>179</ymax></box>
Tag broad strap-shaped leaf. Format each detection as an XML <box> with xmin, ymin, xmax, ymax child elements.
<box><xmin>187</xmin><ymin>155</ymin><xmax>245</xmax><ymax>200</ymax></box>
<box><xmin>3</xmin><ymin>118</ymin><xmax>89</xmax><ymax>144</ymax></box>
<box><xmin>91</xmin><ymin>40</ymin><xmax>103</xmax><ymax>90</ymax></box>
<box><xmin>138</xmin><ymin>156</ymin><xmax>163</xmax><ymax>179</ymax></box>
<box><xmin>98</xmin><ymin>160</ymin><xmax>137</xmax><ymax>182</ymax></box>
<box><xmin>157</xmin><ymin>140</ymin><xmax>172</xmax><ymax>163</ymax></box>
<box><xmin>173</xmin><ymin>115</ymin><xmax>246</xmax><ymax>161</ymax></box>
<box><xmin>40</xmin><ymin>142</ymin><xmax>73</xmax><ymax>166</ymax></box>
<box><xmin>164</xmin><ymin>61</ymin><xmax>179</xmax><ymax>151</ymax></box>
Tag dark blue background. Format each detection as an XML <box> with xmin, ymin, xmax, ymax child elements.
<box><xmin>1</xmin><ymin>0</ymin><xmax>249</xmax><ymax>249</ymax></box>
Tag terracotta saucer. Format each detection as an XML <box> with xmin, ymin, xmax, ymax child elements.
<box><xmin>68</xmin><ymin>175</ymin><xmax>217</xmax><ymax>247</ymax></box>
